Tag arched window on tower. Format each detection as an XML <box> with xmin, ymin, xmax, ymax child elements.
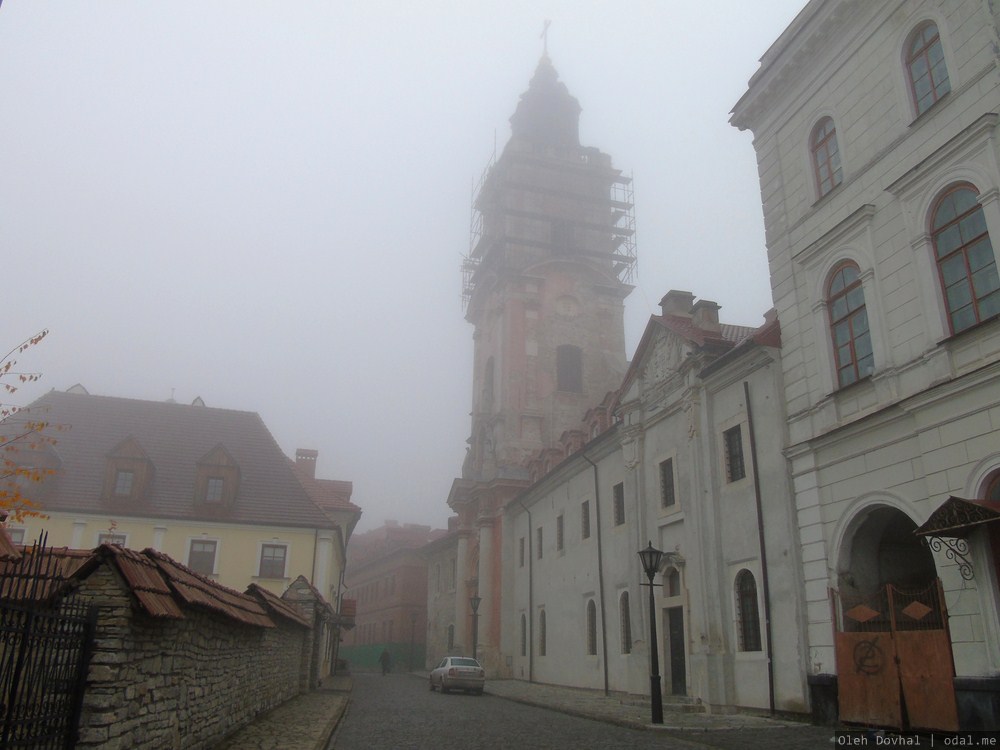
<box><xmin>557</xmin><ymin>345</ymin><xmax>583</xmax><ymax>393</ymax></box>
<box><xmin>520</xmin><ymin>614</ymin><xmax>527</xmax><ymax>657</ymax></box>
<box><xmin>906</xmin><ymin>22</ymin><xmax>950</xmax><ymax>116</ymax></box>
<box><xmin>827</xmin><ymin>261</ymin><xmax>874</xmax><ymax>387</ymax></box>
<box><xmin>932</xmin><ymin>185</ymin><xmax>1000</xmax><ymax>333</ymax></box>
<box><xmin>539</xmin><ymin>609</ymin><xmax>547</xmax><ymax>656</ymax></box>
<box><xmin>810</xmin><ymin>117</ymin><xmax>842</xmax><ymax>199</ymax></box>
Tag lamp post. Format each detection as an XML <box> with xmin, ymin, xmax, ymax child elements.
<box><xmin>638</xmin><ymin>541</ymin><xmax>665</xmax><ymax>725</ymax></box>
<box><xmin>470</xmin><ymin>595</ymin><xmax>482</xmax><ymax>659</ymax></box>
<box><xmin>409</xmin><ymin>611</ymin><xmax>417</xmax><ymax>672</ymax></box>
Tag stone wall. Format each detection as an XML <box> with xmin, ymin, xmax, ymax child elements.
<box><xmin>71</xmin><ymin>562</ymin><xmax>309</xmax><ymax>749</ymax></box>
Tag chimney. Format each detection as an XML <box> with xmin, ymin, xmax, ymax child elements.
<box><xmin>691</xmin><ymin>299</ymin><xmax>721</xmax><ymax>333</ymax></box>
<box><xmin>295</xmin><ymin>449</ymin><xmax>318</xmax><ymax>479</ymax></box>
<box><xmin>659</xmin><ymin>290</ymin><xmax>695</xmax><ymax>317</ymax></box>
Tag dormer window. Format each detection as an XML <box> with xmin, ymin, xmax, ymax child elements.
<box><xmin>103</xmin><ymin>437</ymin><xmax>153</xmax><ymax>503</ymax></box>
<box><xmin>195</xmin><ymin>445</ymin><xmax>240</xmax><ymax>506</ymax></box>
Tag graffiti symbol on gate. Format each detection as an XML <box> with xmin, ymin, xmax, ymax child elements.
<box><xmin>853</xmin><ymin>636</ymin><xmax>884</xmax><ymax>675</ymax></box>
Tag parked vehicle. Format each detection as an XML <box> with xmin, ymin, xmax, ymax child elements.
<box><xmin>428</xmin><ymin>656</ymin><xmax>486</xmax><ymax>695</ymax></box>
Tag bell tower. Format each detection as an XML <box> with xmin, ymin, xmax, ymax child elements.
<box><xmin>444</xmin><ymin>55</ymin><xmax>635</xmax><ymax>676</ymax></box>
<box><xmin>461</xmin><ymin>55</ymin><xmax>636</xmax><ymax>483</ymax></box>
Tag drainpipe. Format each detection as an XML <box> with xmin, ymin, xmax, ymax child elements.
<box><xmin>517</xmin><ymin>499</ymin><xmax>534</xmax><ymax>683</ymax></box>
<box><xmin>743</xmin><ymin>380</ymin><xmax>776</xmax><ymax>714</ymax></box>
<box><xmin>582</xmin><ymin>453</ymin><xmax>610</xmax><ymax>696</ymax></box>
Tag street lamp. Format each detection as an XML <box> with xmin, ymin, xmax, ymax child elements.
<box><xmin>409</xmin><ymin>611</ymin><xmax>417</xmax><ymax>672</ymax></box>
<box><xmin>638</xmin><ymin>541</ymin><xmax>665</xmax><ymax>725</ymax></box>
<box><xmin>470</xmin><ymin>595</ymin><xmax>482</xmax><ymax>659</ymax></box>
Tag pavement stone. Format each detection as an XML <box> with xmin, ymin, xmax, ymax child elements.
<box><xmin>212</xmin><ymin>672</ymin><xmax>831</xmax><ymax>748</ymax></box>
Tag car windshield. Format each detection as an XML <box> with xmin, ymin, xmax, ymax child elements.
<box><xmin>451</xmin><ymin>658</ymin><xmax>480</xmax><ymax>667</ymax></box>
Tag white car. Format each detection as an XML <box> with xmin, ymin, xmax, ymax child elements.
<box><xmin>428</xmin><ymin>656</ymin><xmax>486</xmax><ymax>695</ymax></box>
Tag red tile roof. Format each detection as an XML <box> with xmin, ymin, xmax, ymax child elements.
<box><xmin>22</xmin><ymin>390</ymin><xmax>336</xmax><ymax>529</ymax></box>
<box><xmin>14</xmin><ymin>543</ymin><xmax>313</xmax><ymax>629</ymax></box>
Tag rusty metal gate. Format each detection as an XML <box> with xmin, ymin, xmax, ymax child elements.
<box><xmin>0</xmin><ymin>537</ymin><xmax>96</xmax><ymax>749</ymax></box>
<box><xmin>834</xmin><ymin>580</ymin><xmax>958</xmax><ymax>732</ymax></box>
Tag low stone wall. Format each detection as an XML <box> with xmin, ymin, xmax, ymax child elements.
<box><xmin>69</xmin><ymin>559</ymin><xmax>312</xmax><ymax>749</ymax></box>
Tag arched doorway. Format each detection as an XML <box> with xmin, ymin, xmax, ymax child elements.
<box><xmin>838</xmin><ymin>506</ymin><xmax>937</xmax><ymax>598</ymax></box>
<box><xmin>833</xmin><ymin>504</ymin><xmax>958</xmax><ymax>732</ymax></box>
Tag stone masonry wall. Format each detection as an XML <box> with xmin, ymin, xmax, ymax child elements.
<box><xmin>71</xmin><ymin>564</ymin><xmax>308</xmax><ymax>750</ymax></box>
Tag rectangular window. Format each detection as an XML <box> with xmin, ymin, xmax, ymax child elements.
<box><xmin>659</xmin><ymin>459</ymin><xmax>675</xmax><ymax>508</ymax></box>
<box><xmin>205</xmin><ymin>477</ymin><xmax>225</xmax><ymax>503</ymax></box>
<box><xmin>5</xmin><ymin>528</ymin><xmax>24</xmax><ymax>545</ymax></box>
<box><xmin>556</xmin><ymin>515</ymin><xmax>564</xmax><ymax>551</ymax></box>
<box><xmin>724</xmin><ymin>426</ymin><xmax>746</xmax><ymax>482</ymax></box>
<box><xmin>537</xmin><ymin>527</ymin><xmax>543</xmax><ymax>559</ymax></box>
<box><xmin>259</xmin><ymin>544</ymin><xmax>287</xmax><ymax>578</ymax></box>
<box><xmin>188</xmin><ymin>539</ymin><xmax>217</xmax><ymax>575</ymax></box>
<box><xmin>114</xmin><ymin>470</ymin><xmax>134</xmax><ymax>497</ymax></box>
<box><xmin>581</xmin><ymin>501</ymin><xmax>591</xmax><ymax>540</ymax></box>
<box><xmin>613</xmin><ymin>482</ymin><xmax>625</xmax><ymax>526</ymax></box>
<box><xmin>519</xmin><ymin>537</ymin><xmax>525</xmax><ymax>567</ymax></box>
<box><xmin>98</xmin><ymin>533</ymin><xmax>126</xmax><ymax>546</ymax></box>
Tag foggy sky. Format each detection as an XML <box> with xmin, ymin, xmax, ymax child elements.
<box><xmin>1</xmin><ymin>1</ymin><xmax>804</xmax><ymax>533</ymax></box>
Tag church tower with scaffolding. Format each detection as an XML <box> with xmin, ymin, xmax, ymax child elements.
<box><xmin>443</xmin><ymin>54</ymin><xmax>636</xmax><ymax>673</ymax></box>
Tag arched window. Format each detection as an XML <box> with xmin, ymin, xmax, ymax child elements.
<box><xmin>586</xmin><ymin>599</ymin><xmax>598</xmax><ymax>655</ymax></box>
<box><xmin>932</xmin><ymin>186</ymin><xmax>1000</xmax><ymax>333</ymax></box>
<box><xmin>520</xmin><ymin>614</ymin><xmax>527</xmax><ymax>657</ymax></box>
<box><xmin>735</xmin><ymin>570</ymin><xmax>762</xmax><ymax>652</ymax></box>
<box><xmin>557</xmin><ymin>345</ymin><xmax>583</xmax><ymax>393</ymax></box>
<box><xmin>619</xmin><ymin>592</ymin><xmax>632</xmax><ymax>654</ymax></box>
<box><xmin>811</xmin><ymin>117</ymin><xmax>842</xmax><ymax>198</ymax></box>
<box><xmin>827</xmin><ymin>261</ymin><xmax>874</xmax><ymax>387</ymax></box>
<box><xmin>539</xmin><ymin>609</ymin><xmax>547</xmax><ymax>656</ymax></box>
<box><xmin>907</xmin><ymin>22</ymin><xmax>950</xmax><ymax>116</ymax></box>
<box><xmin>666</xmin><ymin>569</ymin><xmax>681</xmax><ymax>597</ymax></box>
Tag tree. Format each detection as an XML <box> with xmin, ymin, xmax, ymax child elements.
<box><xmin>0</xmin><ymin>330</ymin><xmax>57</xmax><ymax>523</ymax></box>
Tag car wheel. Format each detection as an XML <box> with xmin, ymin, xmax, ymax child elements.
<box><xmin>429</xmin><ymin>679</ymin><xmax>435</xmax><ymax>691</ymax></box>
<box><xmin>441</xmin><ymin>684</ymin><xmax>449</xmax><ymax>694</ymax></box>
<box><xmin>475</xmin><ymin>689</ymin><xmax>484</xmax><ymax>696</ymax></box>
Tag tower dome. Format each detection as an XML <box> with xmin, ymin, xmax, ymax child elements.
<box><xmin>508</xmin><ymin>56</ymin><xmax>581</xmax><ymax>147</ymax></box>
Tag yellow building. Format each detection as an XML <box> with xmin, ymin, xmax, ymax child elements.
<box><xmin>6</xmin><ymin>387</ymin><xmax>360</xmax><ymax>607</ymax></box>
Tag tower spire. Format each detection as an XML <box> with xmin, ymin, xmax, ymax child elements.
<box><xmin>541</xmin><ymin>19</ymin><xmax>551</xmax><ymax>56</ymax></box>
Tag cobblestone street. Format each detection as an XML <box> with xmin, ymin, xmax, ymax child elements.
<box><xmin>330</xmin><ymin>673</ymin><xmax>835</xmax><ymax>749</ymax></box>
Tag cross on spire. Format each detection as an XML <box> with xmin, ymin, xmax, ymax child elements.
<box><xmin>541</xmin><ymin>19</ymin><xmax>551</xmax><ymax>55</ymax></box>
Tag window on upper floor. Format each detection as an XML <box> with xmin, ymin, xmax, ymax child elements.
<box><xmin>581</xmin><ymin>500</ymin><xmax>591</xmax><ymax>540</ymax></box>
<box><xmin>195</xmin><ymin>445</ymin><xmax>240</xmax><ymax>507</ymax></box>
<box><xmin>811</xmin><ymin>117</ymin><xmax>842</xmax><ymax>198</ymax></box>
<box><xmin>539</xmin><ymin>609</ymin><xmax>547</xmax><ymax>656</ymax></box>
<box><xmin>556</xmin><ymin>514</ymin><xmax>564</xmax><ymax>551</ymax></box>
<box><xmin>188</xmin><ymin>539</ymin><xmax>217</xmax><ymax>576</ymax></box>
<box><xmin>906</xmin><ymin>22</ymin><xmax>950</xmax><ymax>117</ymax></box>
<box><xmin>659</xmin><ymin>458</ymin><xmax>676</xmax><ymax>509</ymax></box>
<box><xmin>723</xmin><ymin>426</ymin><xmax>746</xmax><ymax>483</ymax></box>
<box><xmin>103</xmin><ymin>437</ymin><xmax>153</xmax><ymax>503</ymax></box>
<box><xmin>113</xmin><ymin>470</ymin><xmax>134</xmax><ymax>497</ymax></box>
<box><xmin>518</xmin><ymin>537</ymin><xmax>525</xmax><ymax>567</ymax></box>
<box><xmin>932</xmin><ymin>185</ymin><xmax>1000</xmax><ymax>334</ymax></box>
<box><xmin>735</xmin><ymin>569</ymin><xmax>762</xmax><ymax>652</ymax></box>
<box><xmin>612</xmin><ymin>482</ymin><xmax>625</xmax><ymax>525</ymax></box>
<box><xmin>259</xmin><ymin>543</ymin><xmax>287</xmax><ymax>579</ymax></box>
<box><xmin>447</xmin><ymin>624</ymin><xmax>455</xmax><ymax>650</ymax></box>
<box><xmin>537</xmin><ymin>527</ymin><xmax>543</xmax><ymax>559</ymax></box>
<box><xmin>556</xmin><ymin>345</ymin><xmax>583</xmax><ymax>393</ymax></box>
<box><xmin>520</xmin><ymin>613</ymin><xmax>527</xmax><ymax>656</ymax></box>
<box><xmin>828</xmin><ymin>261</ymin><xmax>874</xmax><ymax>387</ymax></box>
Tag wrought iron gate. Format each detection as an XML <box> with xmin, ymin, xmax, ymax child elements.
<box><xmin>0</xmin><ymin>538</ymin><xmax>96</xmax><ymax>748</ymax></box>
<box><xmin>833</xmin><ymin>580</ymin><xmax>958</xmax><ymax>732</ymax></box>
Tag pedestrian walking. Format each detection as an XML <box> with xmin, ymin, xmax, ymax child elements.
<box><xmin>379</xmin><ymin>648</ymin><xmax>391</xmax><ymax>676</ymax></box>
